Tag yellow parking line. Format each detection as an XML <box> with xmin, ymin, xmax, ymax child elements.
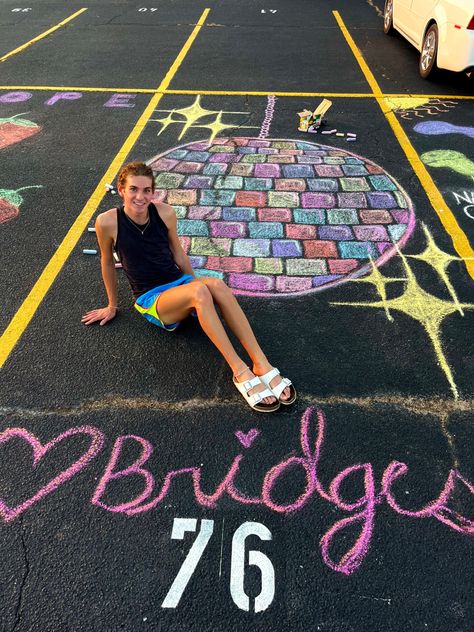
<box><xmin>0</xmin><ymin>86</ymin><xmax>372</xmax><ymax>97</ymax></box>
<box><xmin>0</xmin><ymin>85</ymin><xmax>473</xmax><ymax>99</ymax></box>
<box><xmin>167</xmin><ymin>90</ymin><xmax>374</xmax><ymax>97</ymax></box>
<box><xmin>0</xmin><ymin>8</ymin><xmax>210</xmax><ymax>369</ymax></box>
<box><xmin>333</xmin><ymin>10</ymin><xmax>474</xmax><ymax>278</ymax></box>
<box><xmin>167</xmin><ymin>89</ymin><xmax>474</xmax><ymax>99</ymax></box>
<box><xmin>0</xmin><ymin>8</ymin><xmax>87</xmax><ymax>63</ymax></box>
<box><xmin>384</xmin><ymin>94</ymin><xmax>474</xmax><ymax>100</ymax></box>
<box><xmin>0</xmin><ymin>85</ymin><xmax>156</xmax><ymax>93</ymax></box>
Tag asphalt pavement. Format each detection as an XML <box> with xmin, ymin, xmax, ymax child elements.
<box><xmin>0</xmin><ymin>1</ymin><xmax>473</xmax><ymax>631</ymax></box>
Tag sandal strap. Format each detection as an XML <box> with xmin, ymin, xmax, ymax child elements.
<box><xmin>260</xmin><ymin>367</ymin><xmax>280</xmax><ymax>385</ymax></box>
<box><xmin>242</xmin><ymin>376</ymin><xmax>262</xmax><ymax>393</ymax></box>
<box><xmin>271</xmin><ymin>376</ymin><xmax>292</xmax><ymax>399</ymax></box>
<box><xmin>233</xmin><ymin>375</ymin><xmax>279</xmax><ymax>412</ymax></box>
<box><xmin>234</xmin><ymin>365</ymin><xmax>250</xmax><ymax>380</ymax></box>
<box><xmin>248</xmin><ymin>387</ymin><xmax>275</xmax><ymax>405</ymax></box>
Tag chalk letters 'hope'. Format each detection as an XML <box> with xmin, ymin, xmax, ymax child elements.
<box><xmin>1</xmin><ymin>408</ymin><xmax>473</xmax><ymax>575</ymax></box>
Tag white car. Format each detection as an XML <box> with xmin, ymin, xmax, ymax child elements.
<box><xmin>383</xmin><ymin>0</ymin><xmax>474</xmax><ymax>78</ymax></box>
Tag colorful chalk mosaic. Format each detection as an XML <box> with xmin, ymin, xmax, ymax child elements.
<box><xmin>148</xmin><ymin>137</ymin><xmax>415</xmax><ymax>296</ymax></box>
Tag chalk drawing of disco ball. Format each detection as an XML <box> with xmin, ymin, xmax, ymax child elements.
<box><xmin>148</xmin><ymin>137</ymin><xmax>415</xmax><ymax>297</ymax></box>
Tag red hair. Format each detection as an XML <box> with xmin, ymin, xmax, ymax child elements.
<box><xmin>117</xmin><ymin>161</ymin><xmax>154</xmax><ymax>190</ymax></box>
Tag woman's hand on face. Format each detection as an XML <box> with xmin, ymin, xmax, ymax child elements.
<box><xmin>81</xmin><ymin>306</ymin><xmax>117</xmax><ymax>326</ymax></box>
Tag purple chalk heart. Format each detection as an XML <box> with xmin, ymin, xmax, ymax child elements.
<box><xmin>235</xmin><ymin>429</ymin><xmax>260</xmax><ymax>448</ymax></box>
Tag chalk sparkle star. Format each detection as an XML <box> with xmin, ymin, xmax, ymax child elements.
<box><xmin>351</xmin><ymin>256</ymin><xmax>406</xmax><ymax>321</ymax></box>
<box><xmin>406</xmin><ymin>223</ymin><xmax>469</xmax><ymax>315</ymax></box>
<box><xmin>152</xmin><ymin>95</ymin><xmax>256</xmax><ymax>142</ymax></box>
<box><xmin>192</xmin><ymin>111</ymin><xmax>259</xmax><ymax>142</ymax></box>
<box><xmin>149</xmin><ymin>110</ymin><xmax>179</xmax><ymax>135</ymax></box>
<box><xmin>332</xmin><ymin>246</ymin><xmax>474</xmax><ymax>400</ymax></box>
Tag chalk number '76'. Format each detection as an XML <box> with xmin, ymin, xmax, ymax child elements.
<box><xmin>161</xmin><ymin>518</ymin><xmax>275</xmax><ymax>612</ymax></box>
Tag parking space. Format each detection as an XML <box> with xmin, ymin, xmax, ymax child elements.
<box><xmin>1</xmin><ymin>1</ymin><xmax>473</xmax><ymax>630</ymax></box>
<box><xmin>0</xmin><ymin>14</ymin><xmax>202</xmax><ymax>88</ymax></box>
<box><xmin>169</xmin><ymin>4</ymin><xmax>371</xmax><ymax>93</ymax></box>
<box><xmin>0</xmin><ymin>90</ymin><xmax>151</xmax><ymax>328</ymax></box>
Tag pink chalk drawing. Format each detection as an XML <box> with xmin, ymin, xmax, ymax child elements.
<box><xmin>148</xmin><ymin>138</ymin><xmax>416</xmax><ymax>297</ymax></box>
<box><xmin>0</xmin><ymin>426</ymin><xmax>104</xmax><ymax>523</ymax></box>
<box><xmin>89</xmin><ymin>407</ymin><xmax>473</xmax><ymax>574</ymax></box>
<box><xmin>258</xmin><ymin>96</ymin><xmax>276</xmax><ymax>139</ymax></box>
<box><xmin>1</xmin><ymin>409</ymin><xmax>472</xmax><ymax>575</ymax></box>
<box><xmin>0</xmin><ymin>113</ymin><xmax>41</xmax><ymax>150</ymax></box>
<box><xmin>235</xmin><ymin>428</ymin><xmax>260</xmax><ymax>447</ymax></box>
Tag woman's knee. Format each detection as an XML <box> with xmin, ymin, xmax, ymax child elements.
<box><xmin>205</xmin><ymin>278</ymin><xmax>231</xmax><ymax>298</ymax></box>
<box><xmin>191</xmin><ymin>281</ymin><xmax>213</xmax><ymax>308</ymax></box>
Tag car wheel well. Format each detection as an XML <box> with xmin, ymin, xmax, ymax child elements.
<box><xmin>419</xmin><ymin>22</ymin><xmax>439</xmax><ymax>79</ymax></box>
<box><xmin>423</xmin><ymin>19</ymin><xmax>437</xmax><ymax>42</ymax></box>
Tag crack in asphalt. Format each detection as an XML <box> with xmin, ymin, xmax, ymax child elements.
<box><xmin>0</xmin><ymin>392</ymin><xmax>471</xmax><ymax>420</ymax></box>
<box><xmin>366</xmin><ymin>0</ymin><xmax>384</xmax><ymax>18</ymax></box>
<box><xmin>10</xmin><ymin>517</ymin><xmax>30</xmax><ymax>632</ymax></box>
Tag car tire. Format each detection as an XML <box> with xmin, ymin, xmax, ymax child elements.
<box><xmin>383</xmin><ymin>0</ymin><xmax>394</xmax><ymax>34</ymax></box>
<box><xmin>419</xmin><ymin>24</ymin><xmax>438</xmax><ymax>79</ymax></box>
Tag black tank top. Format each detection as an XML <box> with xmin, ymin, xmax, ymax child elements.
<box><xmin>115</xmin><ymin>203</ymin><xmax>182</xmax><ymax>298</ymax></box>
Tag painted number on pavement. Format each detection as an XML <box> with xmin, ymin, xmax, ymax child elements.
<box><xmin>162</xmin><ymin>518</ymin><xmax>275</xmax><ymax>613</ymax></box>
<box><xmin>138</xmin><ymin>7</ymin><xmax>158</xmax><ymax>11</ymax></box>
<box><xmin>11</xmin><ymin>7</ymin><xmax>32</xmax><ymax>11</ymax></box>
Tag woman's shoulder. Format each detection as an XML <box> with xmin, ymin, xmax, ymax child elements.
<box><xmin>96</xmin><ymin>207</ymin><xmax>118</xmax><ymax>233</ymax></box>
<box><xmin>154</xmin><ymin>202</ymin><xmax>177</xmax><ymax>228</ymax></box>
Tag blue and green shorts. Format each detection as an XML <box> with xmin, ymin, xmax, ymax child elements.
<box><xmin>134</xmin><ymin>274</ymin><xmax>195</xmax><ymax>331</ymax></box>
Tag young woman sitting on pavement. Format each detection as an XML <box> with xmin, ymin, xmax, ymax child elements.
<box><xmin>82</xmin><ymin>161</ymin><xmax>296</xmax><ymax>413</ymax></box>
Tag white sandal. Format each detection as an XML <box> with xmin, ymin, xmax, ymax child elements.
<box><xmin>233</xmin><ymin>374</ymin><xmax>280</xmax><ymax>413</ymax></box>
<box><xmin>259</xmin><ymin>367</ymin><xmax>296</xmax><ymax>405</ymax></box>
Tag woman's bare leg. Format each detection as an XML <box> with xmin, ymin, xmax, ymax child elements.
<box><xmin>198</xmin><ymin>278</ymin><xmax>291</xmax><ymax>400</ymax></box>
<box><xmin>156</xmin><ymin>281</ymin><xmax>276</xmax><ymax>404</ymax></box>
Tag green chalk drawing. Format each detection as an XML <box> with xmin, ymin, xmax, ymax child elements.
<box><xmin>421</xmin><ymin>150</ymin><xmax>474</xmax><ymax>179</ymax></box>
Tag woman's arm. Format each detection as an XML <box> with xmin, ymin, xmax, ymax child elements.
<box><xmin>81</xmin><ymin>210</ymin><xmax>119</xmax><ymax>325</ymax></box>
<box><xmin>160</xmin><ymin>203</ymin><xmax>196</xmax><ymax>277</ymax></box>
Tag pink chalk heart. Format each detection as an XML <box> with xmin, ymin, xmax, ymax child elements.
<box><xmin>235</xmin><ymin>429</ymin><xmax>260</xmax><ymax>448</ymax></box>
<box><xmin>0</xmin><ymin>426</ymin><xmax>104</xmax><ymax>523</ymax></box>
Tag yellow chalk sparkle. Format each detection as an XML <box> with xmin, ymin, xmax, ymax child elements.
<box><xmin>192</xmin><ymin>110</ymin><xmax>259</xmax><ymax>142</ymax></box>
<box><xmin>150</xmin><ymin>110</ymin><xmax>178</xmax><ymax>135</ymax></box>
<box><xmin>385</xmin><ymin>96</ymin><xmax>431</xmax><ymax>112</ymax></box>
<box><xmin>351</xmin><ymin>256</ymin><xmax>406</xmax><ymax>321</ymax></box>
<box><xmin>152</xmin><ymin>95</ymin><xmax>257</xmax><ymax>141</ymax></box>
<box><xmin>332</xmin><ymin>243</ymin><xmax>474</xmax><ymax>400</ymax></box>
<box><xmin>407</xmin><ymin>224</ymin><xmax>468</xmax><ymax>315</ymax></box>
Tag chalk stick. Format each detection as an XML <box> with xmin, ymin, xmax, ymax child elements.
<box><xmin>321</xmin><ymin>129</ymin><xmax>337</xmax><ymax>134</ymax></box>
<box><xmin>336</xmin><ymin>132</ymin><xmax>345</xmax><ymax>137</ymax></box>
<box><xmin>347</xmin><ymin>133</ymin><xmax>357</xmax><ymax>137</ymax></box>
<box><xmin>313</xmin><ymin>98</ymin><xmax>332</xmax><ymax>118</ymax></box>
<box><xmin>113</xmin><ymin>252</ymin><xmax>120</xmax><ymax>262</ymax></box>
<box><xmin>87</xmin><ymin>227</ymin><xmax>96</xmax><ymax>232</ymax></box>
<box><xmin>346</xmin><ymin>137</ymin><xmax>357</xmax><ymax>141</ymax></box>
<box><xmin>114</xmin><ymin>262</ymin><xmax>123</xmax><ymax>269</ymax></box>
<box><xmin>83</xmin><ymin>249</ymin><xmax>97</xmax><ymax>255</ymax></box>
